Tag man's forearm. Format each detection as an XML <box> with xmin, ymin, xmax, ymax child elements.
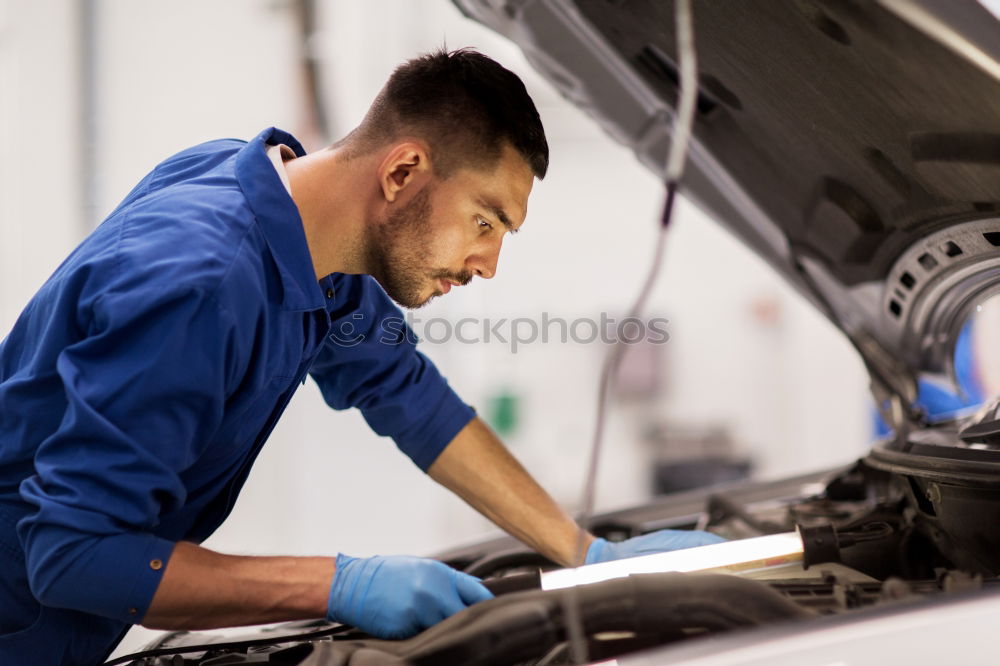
<box><xmin>143</xmin><ymin>541</ymin><xmax>334</xmax><ymax>630</ymax></box>
<box><xmin>428</xmin><ymin>417</ymin><xmax>593</xmax><ymax>567</ymax></box>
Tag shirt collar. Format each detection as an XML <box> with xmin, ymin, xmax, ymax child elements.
<box><xmin>235</xmin><ymin>127</ymin><xmax>325</xmax><ymax>312</ymax></box>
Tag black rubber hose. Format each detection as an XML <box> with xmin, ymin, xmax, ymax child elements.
<box><xmin>707</xmin><ymin>494</ymin><xmax>789</xmax><ymax>534</ymax></box>
<box><xmin>310</xmin><ymin>572</ymin><xmax>812</xmax><ymax>666</ymax></box>
<box><xmin>103</xmin><ymin>624</ymin><xmax>352</xmax><ymax>665</ymax></box>
<box><xmin>117</xmin><ymin>573</ymin><xmax>812</xmax><ymax>666</ymax></box>
<box><xmin>463</xmin><ymin>549</ymin><xmax>556</xmax><ymax>578</ymax></box>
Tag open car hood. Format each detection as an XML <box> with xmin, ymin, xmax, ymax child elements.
<box><xmin>452</xmin><ymin>0</ymin><xmax>1000</xmax><ymax>433</ymax></box>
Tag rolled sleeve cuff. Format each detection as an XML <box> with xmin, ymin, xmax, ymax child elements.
<box><xmin>380</xmin><ymin>387</ymin><xmax>476</xmax><ymax>472</ymax></box>
<box><xmin>119</xmin><ymin>535</ymin><xmax>177</xmax><ymax>623</ymax></box>
<box><xmin>25</xmin><ymin>526</ymin><xmax>176</xmax><ymax>623</ymax></box>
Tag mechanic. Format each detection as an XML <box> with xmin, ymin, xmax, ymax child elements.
<box><xmin>873</xmin><ymin>322</ymin><xmax>985</xmax><ymax>438</ymax></box>
<box><xmin>0</xmin><ymin>49</ymin><xmax>722</xmax><ymax>664</ymax></box>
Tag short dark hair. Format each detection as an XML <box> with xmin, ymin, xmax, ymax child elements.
<box><xmin>352</xmin><ymin>48</ymin><xmax>548</xmax><ymax>179</ymax></box>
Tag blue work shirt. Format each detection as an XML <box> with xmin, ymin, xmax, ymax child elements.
<box><xmin>0</xmin><ymin>127</ymin><xmax>475</xmax><ymax>664</ymax></box>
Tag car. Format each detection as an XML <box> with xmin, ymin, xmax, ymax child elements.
<box><xmin>107</xmin><ymin>0</ymin><xmax>1000</xmax><ymax>663</ymax></box>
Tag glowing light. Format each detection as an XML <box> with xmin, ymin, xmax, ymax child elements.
<box><xmin>540</xmin><ymin>533</ymin><xmax>805</xmax><ymax>591</ymax></box>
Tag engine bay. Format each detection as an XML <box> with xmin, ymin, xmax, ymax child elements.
<box><xmin>111</xmin><ymin>458</ymin><xmax>1000</xmax><ymax>665</ymax></box>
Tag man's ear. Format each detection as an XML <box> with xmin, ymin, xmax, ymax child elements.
<box><xmin>377</xmin><ymin>141</ymin><xmax>432</xmax><ymax>203</ymax></box>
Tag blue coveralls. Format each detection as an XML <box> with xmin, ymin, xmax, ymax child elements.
<box><xmin>0</xmin><ymin>128</ymin><xmax>475</xmax><ymax>664</ymax></box>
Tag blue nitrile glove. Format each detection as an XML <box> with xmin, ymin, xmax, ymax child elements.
<box><xmin>585</xmin><ymin>529</ymin><xmax>726</xmax><ymax>564</ymax></box>
<box><xmin>327</xmin><ymin>553</ymin><xmax>494</xmax><ymax>639</ymax></box>
<box><xmin>873</xmin><ymin>321</ymin><xmax>984</xmax><ymax>438</ymax></box>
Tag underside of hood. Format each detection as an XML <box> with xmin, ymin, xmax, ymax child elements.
<box><xmin>453</xmin><ymin>0</ymin><xmax>1000</xmax><ymax>429</ymax></box>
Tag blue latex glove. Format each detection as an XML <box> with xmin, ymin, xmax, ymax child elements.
<box><xmin>585</xmin><ymin>529</ymin><xmax>726</xmax><ymax>564</ymax></box>
<box><xmin>873</xmin><ymin>321</ymin><xmax>984</xmax><ymax>437</ymax></box>
<box><xmin>327</xmin><ymin>553</ymin><xmax>494</xmax><ymax>639</ymax></box>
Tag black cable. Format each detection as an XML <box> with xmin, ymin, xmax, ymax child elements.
<box><xmin>534</xmin><ymin>642</ymin><xmax>568</xmax><ymax>666</ymax></box>
<box><xmin>563</xmin><ymin>185</ymin><xmax>679</xmax><ymax>664</ymax></box>
<box><xmin>565</xmin><ymin>1</ymin><xmax>697</xmax><ymax>661</ymax></box>
<box><xmin>574</xmin><ymin>182</ymin><xmax>678</xmax><ymax>556</ymax></box>
<box><xmin>839</xmin><ymin>521</ymin><xmax>894</xmax><ymax>545</ymax></box>
<box><xmin>706</xmin><ymin>494</ymin><xmax>789</xmax><ymax>535</ymax></box>
<box><xmin>102</xmin><ymin>623</ymin><xmax>353</xmax><ymax>665</ymax></box>
<box><xmin>464</xmin><ymin>549</ymin><xmax>555</xmax><ymax>578</ymax></box>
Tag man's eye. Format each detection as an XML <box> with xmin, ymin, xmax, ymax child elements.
<box><xmin>477</xmin><ymin>217</ymin><xmax>492</xmax><ymax>230</ymax></box>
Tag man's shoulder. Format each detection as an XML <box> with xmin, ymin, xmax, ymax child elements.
<box><xmin>112</xmin><ymin>193</ymin><xmax>251</xmax><ymax>290</ymax></box>
<box><xmin>87</xmin><ymin>144</ymin><xmax>270</xmax><ymax>303</ymax></box>
<box><xmin>152</xmin><ymin>137</ymin><xmax>247</xmax><ymax>184</ymax></box>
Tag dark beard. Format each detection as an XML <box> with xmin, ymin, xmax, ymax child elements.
<box><xmin>365</xmin><ymin>187</ymin><xmax>438</xmax><ymax>309</ymax></box>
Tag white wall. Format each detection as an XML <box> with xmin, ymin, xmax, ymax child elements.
<box><xmin>0</xmin><ymin>0</ymin><xmax>82</xmax><ymax>332</ymax></box>
<box><xmin>0</xmin><ymin>0</ymin><xmax>872</xmax><ymax>657</ymax></box>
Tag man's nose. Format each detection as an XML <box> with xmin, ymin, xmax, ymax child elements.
<box><xmin>469</xmin><ymin>240</ymin><xmax>501</xmax><ymax>279</ymax></box>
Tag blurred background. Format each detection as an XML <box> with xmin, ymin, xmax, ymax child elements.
<box><xmin>6</xmin><ymin>0</ymin><xmax>995</xmax><ymax>656</ymax></box>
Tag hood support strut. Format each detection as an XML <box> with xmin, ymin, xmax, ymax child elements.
<box><xmin>792</xmin><ymin>254</ymin><xmax>924</xmax><ymax>443</ymax></box>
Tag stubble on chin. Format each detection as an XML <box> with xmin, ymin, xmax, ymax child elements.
<box><xmin>364</xmin><ymin>188</ymin><xmax>435</xmax><ymax>309</ymax></box>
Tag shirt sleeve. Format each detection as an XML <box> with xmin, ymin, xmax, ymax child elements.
<box><xmin>309</xmin><ymin>277</ymin><xmax>475</xmax><ymax>471</ymax></box>
<box><xmin>17</xmin><ymin>286</ymin><xmax>238</xmax><ymax>623</ymax></box>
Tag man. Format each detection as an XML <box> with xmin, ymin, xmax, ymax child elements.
<box><xmin>0</xmin><ymin>49</ymin><xmax>720</xmax><ymax>663</ymax></box>
<box><xmin>873</xmin><ymin>322</ymin><xmax>984</xmax><ymax>438</ymax></box>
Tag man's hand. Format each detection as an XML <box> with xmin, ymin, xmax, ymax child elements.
<box><xmin>585</xmin><ymin>529</ymin><xmax>726</xmax><ymax>564</ymax></box>
<box><xmin>327</xmin><ymin>554</ymin><xmax>494</xmax><ymax>639</ymax></box>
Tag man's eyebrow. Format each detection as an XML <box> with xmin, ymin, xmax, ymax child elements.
<box><xmin>479</xmin><ymin>197</ymin><xmax>516</xmax><ymax>232</ymax></box>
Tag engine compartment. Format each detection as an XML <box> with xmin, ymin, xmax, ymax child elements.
<box><xmin>113</xmin><ymin>459</ymin><xmax>1000</xmax><ymax>665</ymax></box>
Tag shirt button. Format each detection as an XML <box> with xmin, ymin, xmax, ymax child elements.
<box><xmin>129</xmin><ymin>608</ymin><xmax>138</xmax><ymax>615</ymax></box>
<box><xmin>149</xmin><ymin>559</ymin><xmax>163</xmax><ymax>571</ymax></box>
<box><xmin>325</xmin><ymin>288</ymin><xmax>334</xmax><ymax>299</ymax></box>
